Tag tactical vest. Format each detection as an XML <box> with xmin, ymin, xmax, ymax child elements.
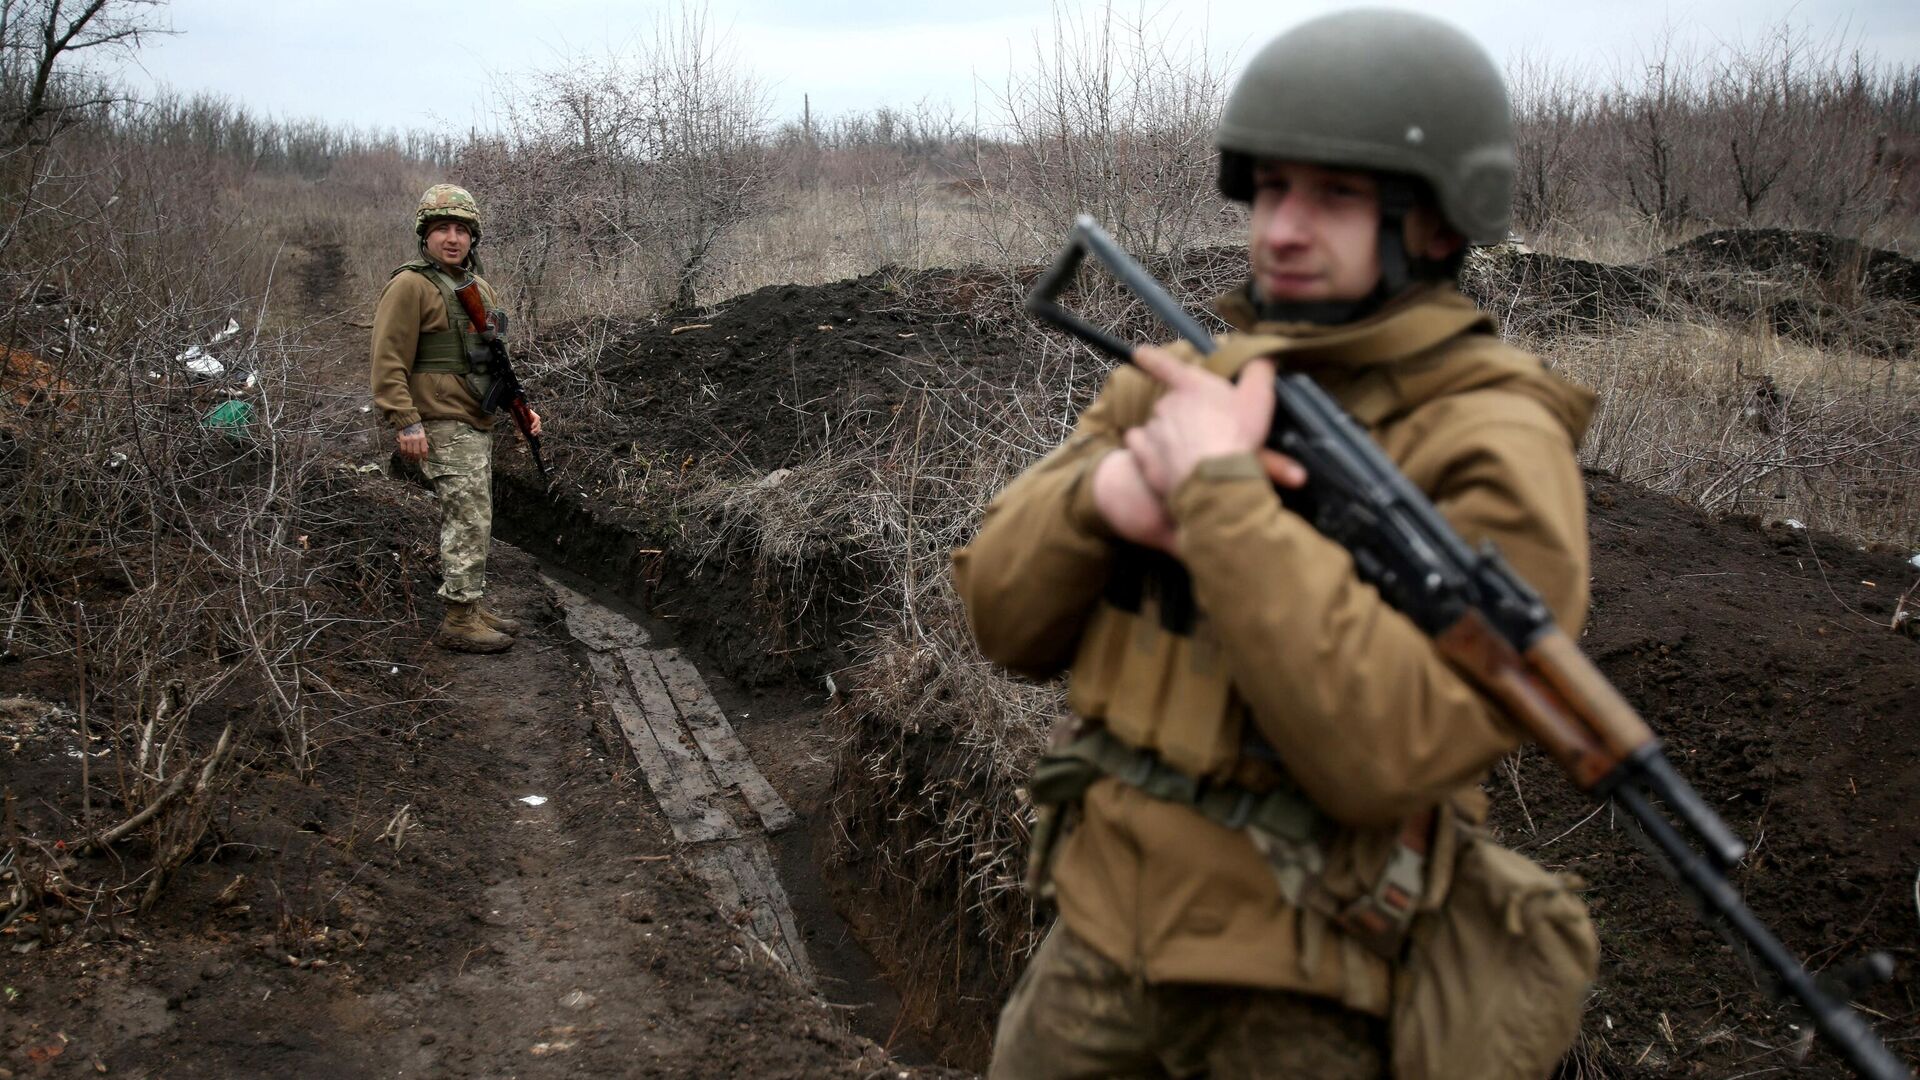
<box><xmin>1030</xmin><ymin>299</ymin><xmax>1508</xmax><ymax>959</ymax></box>
<box><xmin>391</xmin><ymin>261</ymin><xmax>495</xmax><ymax>402</ymax></box>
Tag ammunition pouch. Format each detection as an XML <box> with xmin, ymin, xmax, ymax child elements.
<box><xmin>1389</xmin><ymin>832</ymin><xmax>1597</xmax><ymax>1080</ymax></box>
<box><xmin>1026</xmin><ymin>727</ymin><xmax>1432</xmax><ymax>959</ymax></box>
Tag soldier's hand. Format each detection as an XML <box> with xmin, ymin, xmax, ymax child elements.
<box><xmin>525</xmin><ymin>408</ymin><xmax>543</xmax><ymax>438</ymax></box>
<box><xmin>396</xmin><ymin>422</ymin><xmax>429</xmax><ymax>462</ymax></box>
<box><xmin>1091</xmin><ymin>448</ymin><xmax>1177</xmax><ymax>553</ymax></box>
<box><xmin>1127</xmin><ymin>347</ymin><xmax>1304</xmax><ymax>495</ymax></box>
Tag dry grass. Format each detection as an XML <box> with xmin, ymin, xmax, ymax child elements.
<box><xmin>703</xmin><ymin>182</ymin><xmax>994</xmax><ymax>302</ymax></box>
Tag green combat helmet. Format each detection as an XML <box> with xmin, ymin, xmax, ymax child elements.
<box><xmin>1218</xmin><ymin>9</ymin><xmax>1513</xmax><ymax>316</ymax></box>
<box><xmin>415</xmin><ymin>183</ymin><xmax>482</xmax><ymax>239</ymax></box>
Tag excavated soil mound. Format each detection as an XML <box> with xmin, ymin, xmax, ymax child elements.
<box><xmin>1467</xmin><ymin>227</ymin><xmax>1920</xmax><ymax>357</ymax></box>
<box><xmin>586</xmin><ymin>269</ymin><xmax>1030</xmax><ymax>475</ymax></box>
<box><xmin>545</xmin><ymin>263</ymin><xmax>1920</xmax><ymax>1075</ymax></box>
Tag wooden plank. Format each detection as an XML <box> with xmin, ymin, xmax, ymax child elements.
<box><xmin>690</xmin><ymin>840</ymin><xmax>814</xmax><ymax>987</ymax></box>
<box><xmin>618</xmin><ymin>649</ymin><xmax>728</xmax><ymax>808</ymax></box>
<box><xmin>730</xmin><ymin>838</ymin><xmax>814</xmax><ymax>984</ymax></box>
<box><xmin>587</xmin><ymin>652</ymin><xmax>737</xmax><ymax>844</ymax></box>
<box><xmin>650</xmin><ymin>648</ymin><xmax>796</xmax><ymax>833</ymax></box>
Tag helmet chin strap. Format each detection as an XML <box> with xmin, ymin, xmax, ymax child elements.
<box><xmin>1252</xmin><ymin>176</ymin><xmax>1419</xmax><ymax>326</ymax></box>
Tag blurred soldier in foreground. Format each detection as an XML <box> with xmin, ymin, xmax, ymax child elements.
<box><xmin>371</xmin><ymin>184</ymin><xmax>542</xmax><ymax>653</ymax></box>
<box><xmin>955</xmin><ymin>11</ymin><xmax>1599</xmax><ymax>1078</ymax></box>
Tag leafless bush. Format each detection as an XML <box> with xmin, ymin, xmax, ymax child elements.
<box><xmin>0</xmin><ymin>59</ymin><xmax>432</xmax><ymax>931</ymax></box>
<box><xmin>1509</xmin><ymin>21</ymin><xmax>1920</xmax><ymax>254</ymax></box>
<box><xmin>970</xmin><ymin>3</ymin><xmax>1240</xmax><ymax>268</ymax></box>
<box><xmin>460</xmin><ymin>7</ymin><xmax>777</xmax><ymax>323</ymax></box>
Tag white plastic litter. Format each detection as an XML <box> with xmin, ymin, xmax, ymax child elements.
<box><xmin>184</xmin><ymin>355</ymin><xmax>225</xmax><ymax>378</ymax></box>
<box><xmin>1909</xmin><ymin>553</ymin><xmax>1920</xmax><ymax>570</ymax></box>
<box><xmin>1784</xmin><ymin>519</ymin><xmax>1806</xmax><ymax>530</ymax></box>
<box><xmin>208</xmin><ymin>318</ymin><xmax>242</xmax><ymax>346</ymax></box>
<box><xmin>517</xmin><ymin>795</ymin><xmax>548</xmax><ymax>807</ymax></box>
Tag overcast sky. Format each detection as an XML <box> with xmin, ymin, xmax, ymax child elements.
<box><xmin>110</xmin><ymin>0</ymin><xmax>1920</xmax><ymax>136</ymax></box>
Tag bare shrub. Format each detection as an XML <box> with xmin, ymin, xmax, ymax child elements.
<box><xmin>0</xmin><ymin>56</ymin><xmax>435</xmax><ymax>932</ymax></box>
<box><xmin>1508</xmin><ymin>21</ymin><xmax>1920</xmax><ymax>254</ymax></box>
<box><xmin>460</xmin><ymin>8</ymin><xmax>777</xmax><ymax>323</ymax></box>
<box><xmin>970</xmin><ymin>3</ymin><xmax>1240</xmax><ymax>268</ymax></box>
<box><xmin>1510</xmin><ymin>52</ymin><xmax>1597</xmax><ymax>237</ymax></box>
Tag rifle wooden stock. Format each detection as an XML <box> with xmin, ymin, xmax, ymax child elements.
<box><xmin>1434</xmin><ymin>613</ymin><xmax>1628</xmax><ymax>791</ymax></box>
<box><xmin>452</xmin><ymin>279</ymin><xmax>492</xmax><ymax>336</ymax></box>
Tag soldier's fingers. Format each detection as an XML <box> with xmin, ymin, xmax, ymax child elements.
<box><xmin>1234</xmin><ymin>359</ymin><xmax>1278</xmax><ymax>427</ymax></box>
<box><xmin>1123</xmin><ymin>427</ymin><xmax>1168</xmax><ymax>492</ymax></box>
<box><xmin>1258</xmin><ymin>449</ymin><xmax>1307</xmax><ymax>490</ymax></box>
<box><xmin>1131</xmin><ymin>343</ymin><xmax>1200</xmax><ymax>389</ymax></box>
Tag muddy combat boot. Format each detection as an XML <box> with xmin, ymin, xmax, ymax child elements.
<box><xmin>473</xmin><ymin>600</ymin><xmax>523</xmax><ymax>637</ymax></box>
<box><xmin>435</xmin><ymin>601</ymin><xmax>514</xmax><ymax>653</ymax></box>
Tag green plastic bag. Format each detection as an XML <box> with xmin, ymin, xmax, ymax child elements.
<box><xmin>202</xmin><ymin>399</ymin><xmax>253</xmax><ymax>442</ymax></box>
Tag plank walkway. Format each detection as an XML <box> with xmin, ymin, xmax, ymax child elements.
<box><xmin>548</xmin><ymin>578</ymin><xmax>812</xmax><ymax>985</ymax></box>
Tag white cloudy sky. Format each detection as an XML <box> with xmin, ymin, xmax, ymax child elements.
<box><xmin>110</xmin><ymin>0</ymin><xmax>1920</xmax><ymax>135</ymax></box>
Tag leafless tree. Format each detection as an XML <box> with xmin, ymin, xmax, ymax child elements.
<box><xmin>463</xmin><ymin>6</ymin><xmax>776</xmax><ymax>320</ymax></box>
<box><xmin>972</xmin><ymin>2</ymin><xmax>1237</xmax><ymax>264</ymax></box>
<box><xmin>0</xmin><ymin>0</ymin><xmax>164</xmax><ymax>145</ymax></box>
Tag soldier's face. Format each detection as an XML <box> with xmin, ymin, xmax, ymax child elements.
<box><xmin>424</xmin><ymin>220</ymin><xmax>473</xmax><ymax>269</ymax></box>
<box><xmin>1247</xmin><ymin>162</ymin><xmax>1383</xmax><ymax>304</ymax></box>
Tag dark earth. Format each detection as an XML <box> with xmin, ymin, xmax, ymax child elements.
<box><xmin>5</xmin><ymin>242</ymin><xmax>1919</xmax><ymax>1078</ymax></box>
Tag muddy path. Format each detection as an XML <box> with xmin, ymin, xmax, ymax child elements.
<box><xmin>2</xmin><ymin>529</ymin><xmax>944</xmax><ymax>1077</ymax></box>
<box><xmin>2</xmin><ymin>289</ymin><xmax>952</xmax><ymax>1077</ymax></box>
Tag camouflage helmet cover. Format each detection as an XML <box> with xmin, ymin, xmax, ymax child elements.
<box><xmin>415</xmin><ymin>183</ymin><xmax>482</xmax><ymax>239</ymax></box>
<box><xmin>1216</xmin><ymin>9</ymin><xmax>1515</xmax><ymax>244</ymax></box>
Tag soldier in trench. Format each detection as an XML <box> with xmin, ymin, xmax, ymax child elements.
<box><xmin>370</xmin><ymin>184</ymin><xmax>542</xmax><ymax>653</ymax></box>
<box><xmin>955</xmin><ymin>11</ymin><xmax>1599</xmax><ymax>1078</ymax></box>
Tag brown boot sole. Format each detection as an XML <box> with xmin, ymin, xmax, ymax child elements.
<box><xmin>434</xmin><ymin>631</ymin><xmax>514</xmax><ymax>654</ymax></box>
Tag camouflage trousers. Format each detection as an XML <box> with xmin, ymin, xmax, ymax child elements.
<box><xmin>988</xmin><ymin>926</ymin><xmax>1386</xmax><ymax>1080</ymax></box>
<box><xmin>420</xmin><ymin>420</ymin><xmax>493</xmax><ymax>604</ymax></box>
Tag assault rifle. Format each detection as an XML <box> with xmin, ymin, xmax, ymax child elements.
<box><xmin>452</xmin><ymin>280</ymin><xmax>549</xmax><ymax>482</ymax></box>
<box><xmin>1026</xmin><ymin>216</ymin><xmax>1909</xmax><ymax>1080</ymax></box>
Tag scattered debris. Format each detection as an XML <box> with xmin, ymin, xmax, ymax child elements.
<box><xmin>670</xmin><ymin>323</ymin><xmax>712</xmax><ymax>335</ymax></box>
<box><xmin>202</xmin><ymin>399</ymin><xmax>252</xmax><ymax>435</ymax></box>
<box><xmin>517</xmin><ymin>795</ymin><xmax>548</xmax><ymax>807</ymax></box>
<box><xmin>178</xmin><ymin>351</ymin><xmax>224</xmax><ymax>380</ymax></box>
<box><xmin>1784</xmin><ymin>518</ymin><xmax>1807</xmax><ymax>530</ymax></box>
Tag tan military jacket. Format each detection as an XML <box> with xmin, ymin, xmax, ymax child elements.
<box><xmin>951</xmin><ymin>284</ymin><xmax>1594</xmax><ymax>1016</ymax></box>
<box><xmin>369</xmin><ymin>267</ymin><xmax>496</xmax><ymax>431</ymax></box>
